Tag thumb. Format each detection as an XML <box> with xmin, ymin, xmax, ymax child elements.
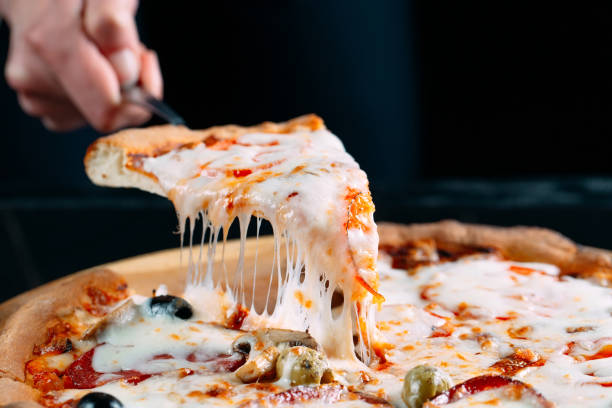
<box><xmin>83</xmin><ymin>0</ymin><xmax>141</xmax><ymax>85</ymax></box>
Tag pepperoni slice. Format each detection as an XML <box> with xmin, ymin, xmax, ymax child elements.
<box><xmin>427</xmin><ymin>375</ymin><xmax>554</xmax><ymax>407</ymax></box>
<box><xmin>63</xmin><ymin>347</ymin><xmax>245</xmax><ymax>389</ymax></box>
<box><xmin>62</xmin><ymin>348</ymin><xmax>151</xmax><ymax>389</ymax></box>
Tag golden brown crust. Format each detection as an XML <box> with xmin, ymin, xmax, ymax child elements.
<box><xmin>378</xmin><ymin>220</ymin><xmax>612</xmax><ymax>284</ymax></box>
<box><xmin>0</xmin><ymin>268</ymin><xmax>126</xmax><ymax>382</ymax></box>
<box><xmin>83</xmin><ymin>114</ymin><xmax>325</xmax><ymax>195</ymax></box>
<box><xmin>86</xmin><ymin>114</ymin><xmax>324</xmax><ymax>158</ymax></box>
<box><xmin>0</xmin><ymin>378</ymin><xmax>40</xmax><ymax>406</ymax></box>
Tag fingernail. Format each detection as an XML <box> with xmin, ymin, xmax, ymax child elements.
<box><xmin>109</xmin><ymin>49</ymin><xmax>140</xmax><ymax>87</ymax></box>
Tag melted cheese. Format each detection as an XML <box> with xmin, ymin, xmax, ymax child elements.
<box><xmin>92</xmin><ymin>302</ymin><xmax>240</xmax><ymax>374</ymax></box>
<box><xmin>141</xmin><ymin>129</ymin><xmax>379</xmax><ymax>361</ymax></box>
<box><xmin>50</xmin><ymin>254</ymin><xmax>612</xmax><ymax>407</ymax></box>
<box><xmin>369</xmin><ymin>255</ymin><xmax>612</xmax><ymax>408</ymax></box>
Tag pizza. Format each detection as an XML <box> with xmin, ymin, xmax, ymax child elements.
<box><xmin>1</xmin><ymin>115</ymin><xmax>612</xmax><ymax>408</ymax></box>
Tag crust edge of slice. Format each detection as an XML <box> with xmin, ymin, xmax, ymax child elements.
<box><xmin>0</xmin><ymin>377</ymin><xmax>41</xmax><ymax>407</ymax></box>
<box><xmin>83</xmin><ymin>114</ymin><xmax>325</xmax><ymax>195</ymax></box>
<box><xmin>378</xmin><ymin>220</ymin><xmax>612</xmax><ymax>284</ymax></box>
<box><xmin>0</xmin><ymin>268</ymin><xmax>127</xmax><ymax>383</ymax></box>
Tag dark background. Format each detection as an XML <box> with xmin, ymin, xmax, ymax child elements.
<box><xmin>2</xmin><ymin>1</ymin><xmax>612</xmax><ymax>301</ymax></box>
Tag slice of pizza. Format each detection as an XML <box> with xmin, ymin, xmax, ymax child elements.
<box><xmin>84</xmin><ymin>115</ymin><xmax>381</xmax><ymax>362</ymax></box>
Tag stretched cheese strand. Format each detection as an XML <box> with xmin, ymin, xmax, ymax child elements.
<box><xmin>142</xmin><ymin>129</ymin><xmax>380</xmax><ymax>362</ymax></box>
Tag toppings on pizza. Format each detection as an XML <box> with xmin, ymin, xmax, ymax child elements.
<box><xmin>76</xmin><ymin>392</ymin><xmax>123</xmax><ymax>408</ymax></box>
<box><xmin>401</xmin><ymin>365</ymin><xmax>451</xmax><ymax>408</ymax></box>
<box><xmin>425</xmin><ymin>375</ymin><xmax>554</xmax><ymax>407</ymax></box>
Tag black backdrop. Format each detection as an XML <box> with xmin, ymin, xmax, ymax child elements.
<box><xmin>1</xmin><ymin>1</ymin><xmax>612</xmax><ymax>300</ymax></box>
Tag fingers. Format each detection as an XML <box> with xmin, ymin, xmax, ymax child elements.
<box><xmin>4</xmin><ymin>0</ymin><xmax>163</xmax><ymax>132</ymax></box>
<box><xmin>18</xmin><ymin>93</ymin><xmax>87</xmax><ymax>131</ymax></box>
<box><xmin>4</xmin><ymin>33</ymin><xmax>65</xmax><ymax>96</ymax></box>
<box><xmin>140</xmin><ymin>49</ymin><xmax>163</xmax><ymax>99</ymax></box>
<box><xmin>83</xmin><ymin>0</ymin><xmax>141</xmax><ymax>85</ymax></box>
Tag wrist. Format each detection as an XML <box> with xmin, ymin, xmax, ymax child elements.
<box><xmin>0</xmin><ymin>0</ymin><xmax>18</xmax><ymax>24</ymax></box>
<box><xmin>0</xmin><ymin>0</ymin><xmax>10</xmax><ymax>22</ymax></box>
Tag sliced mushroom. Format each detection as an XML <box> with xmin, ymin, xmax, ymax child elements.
<box><xmin>81</xmin><ymin>299</ymin><xmax>135</xmax><ymax>340</ymax></box>
<box><xmin>233</xmin><ymin>328</ymin><xmax>321</xmax><ymax>355</ymax></box>
<box><xmin>232</xmin><ymin>329</ymin><xmax>322</xmax><ymax>384</ymax></box>
<box><xmin>235</xmin><ymin>346</ymin><xmax>281</xmax><ymax>383</ymax></box>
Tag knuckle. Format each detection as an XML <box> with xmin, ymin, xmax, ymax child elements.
<box><xmin>5</xmin><ymin>60</ymin><xmax>30</xmax><ymax>92</ymax></box>
<box><xmin>24</xmin><ymin>26</ymin><xmax>47</xmax><ymax>52</ymax></box>
<box><xmin>86</xmin><ymin>12</ymin><xmax>127</xmax><ymax>47</ymax></box>
<box><xmin>17</xmin><ymin>97</ymin><xmax>38</xmax><ymax>117</ymax></box>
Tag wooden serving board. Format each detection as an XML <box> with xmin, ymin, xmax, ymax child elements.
<box><xmin>0</xmin><ymin>236</ymin><xmax>278</xmax><ymax>327</ymax></box>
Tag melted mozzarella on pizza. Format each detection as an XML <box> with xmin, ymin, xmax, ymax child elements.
<box><xmin>50</xmin><ymin>253</ymin><xmax>612</xmax><ymax>407</ymax></box>
<box><xmin>369</xmin><ymin>255</ymin><xmax>612</xmax><ymax>407</ymax></box>
<box><xmin>141</xmin><ymin>129</ymin><xmax>379</xmax><ymax>361</ymax></box>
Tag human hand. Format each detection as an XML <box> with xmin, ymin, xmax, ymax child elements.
<box><xmin>1</xmin><ymin>0</ymin><xmax>163</xmax><ymax>132</ymax></box>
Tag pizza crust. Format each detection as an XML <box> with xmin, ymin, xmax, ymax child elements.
<box><xmin>84</xmin><ymin>114</ymin><xmax>324</xmax><ymax>195</ymax></box>
<box><xmin>378</xmin><ymin>220</ymin><xmax>612</xmax><ymax>284</ymax></box>
<box><xmin>0</xmin><ymin>268</ymin><xmax>126</xmax><ymax>406</ymax></box>
<box><xmin>0</xmin><ymin>378</ymin><xmax>40</xmax><ymax>407</ymax></box>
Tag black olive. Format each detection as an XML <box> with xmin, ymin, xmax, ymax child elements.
<box><xmin>77</xmin><ymin>392</ymin><xmax>123</xmax><ymax>408</ymax></box>
<box><xmin>149</xmin><ymin>295</ymin><xmax>193</xmax><ymax>319</ymax></box>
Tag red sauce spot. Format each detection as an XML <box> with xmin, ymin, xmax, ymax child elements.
<box><xmin>123</xmin><ymin>373</ymin><xmax>152</xmax><ymax>385</ymax></box>
<box><xmin>593</xmin><ymin>382</ymin><xmax>612</xmax><ymax>387</ymax></box>
<box><xmin>232</xmin><ymin>169</ymin><xmax>253</xmax><ymax>178</ymax></box>
<box><xmin>564</xmin><ymin>341</ymin><xmax>577</xmax><ymax>356</ymax></box>
<box><xmin>227</xmin><ymin>304</ymin><xmax>249</xmax><ymax>330</ymax></box>
<box><xmin>584</xmin><ymin>344</ymin><xmax>612</xmax><ymax>361</ymax></box>
<box><xmin>153</xmin><ymin>354</ymin><xmax>174</xmax><ymax>360</ymax></box>
<box><xmin>287</xmin><ymin>192</ymin><xmax>299</xmax><ymax>200</ymax></box>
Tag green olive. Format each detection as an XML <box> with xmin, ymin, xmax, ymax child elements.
<box><xmin>401</xmin><ymin>365</ymin><xmax>451</xmax><ymax>408</ymax></box>
<box><xmin>276</xmin><ymin>346</ymin><xmax>328</xmax><ymax>386</ymax></box>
